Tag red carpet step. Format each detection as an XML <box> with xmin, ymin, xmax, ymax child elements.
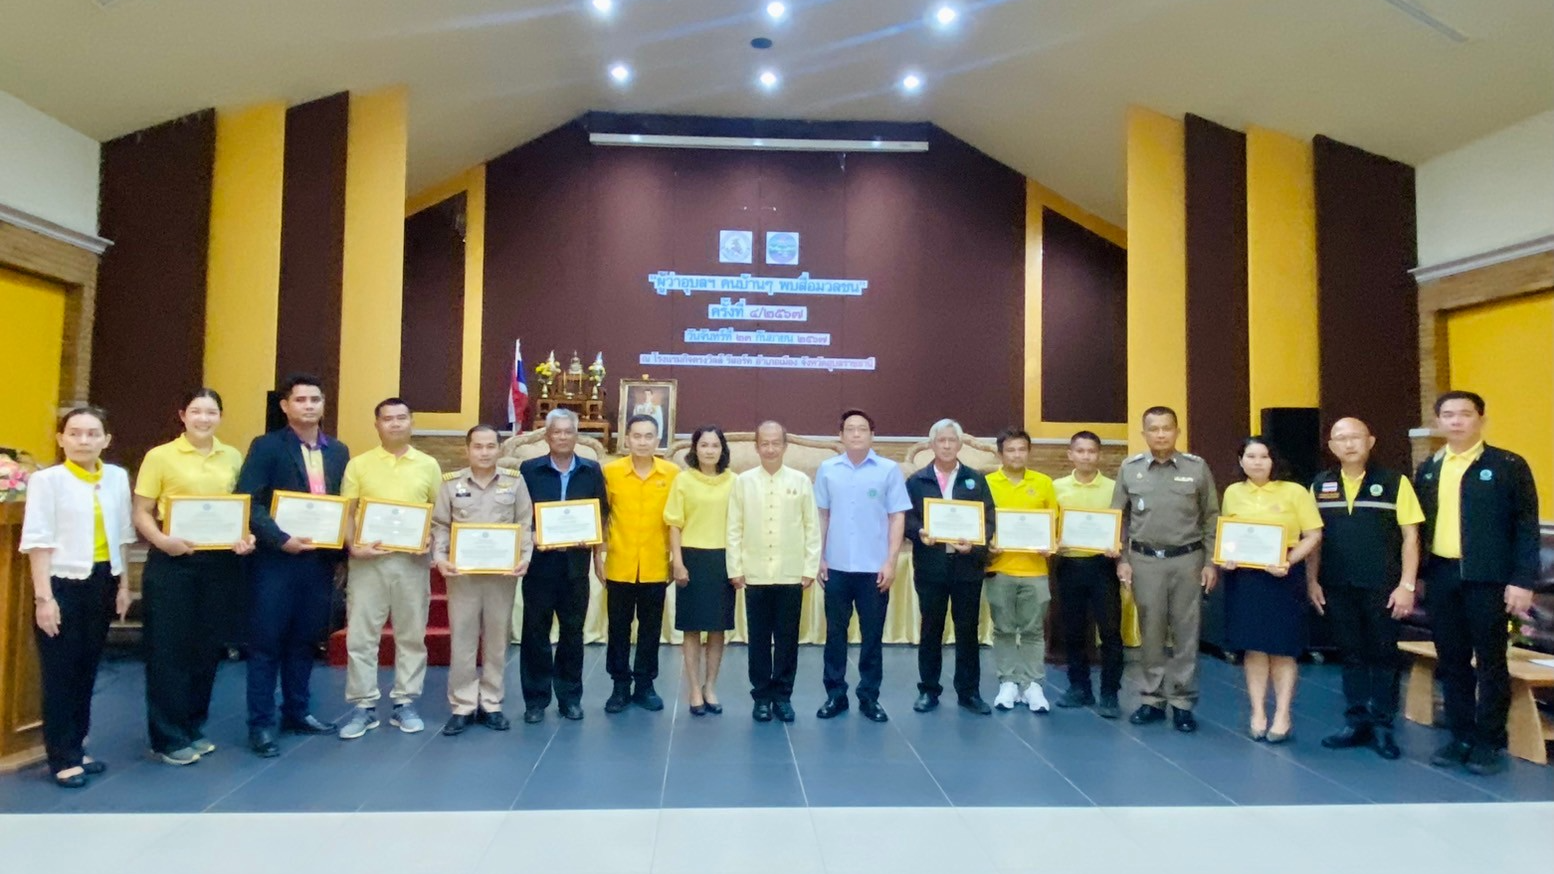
<box><xmin>326</xmin><ymin>568</ymin><xmax>452</xmax><ymax>668</ymax></box>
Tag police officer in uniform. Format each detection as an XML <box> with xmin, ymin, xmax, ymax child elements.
<box><xmin>431</xmin><ymin>424</ymin><xmax>533</xmax><ymax>736</ymax></box>
<box><xmin>1112</xmin><ymin>406</ymin><xmax>1219</xmax><ymax>732</ymax></box>
<box><xmin>1307</xmin><ymin>418</ymin><xmax>1423</xmax><ymax>760</ymax></box>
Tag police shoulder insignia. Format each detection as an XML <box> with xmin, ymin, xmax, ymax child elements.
<box><xmin>442</xmin><ymin>471</ymin><xmax>461</xmax><ymax>482</ymax></box>
<box><xmin>1125</xmin><ymin>453</ymin><xmax>1145</xmax><ymax>463</ymax></box>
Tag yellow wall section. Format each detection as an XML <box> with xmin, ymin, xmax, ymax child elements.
<box><xmin>1245</xmin><ymin>126</ymin><xmax>1318</xmax><ymax>432</ymax></box>
<box><xmin>1125</xmin><ymin>106</ymin><xmax>1188</xmax><ymax>452</ymax></box>
<box><xmin>205</xmin><ymin>101</ymin><xmax>286</xmax><ymax>451</ymax></box>
<box><xmin>1023</xmin><ymin>180</ymin><xmax>1128</xmax><ymax>442</ymax></box>
<box><xmin>0</xmin><ymin>267</ymin><xmax>66</xmax><ymax>462</ymax></box>
<box><xmin>409</xmin><ymin>166</ymin><xmax>486</xmax><ymax>432</ymax></box>
<box><xmin>338</xmin><ymin>87</ymin><xmax>409</xmax><ymax>452</ymax></box>
<box><xmin>1445</xmin><ymin>292</ymin><xmax>1554</xmax><ymax>519</ymax></box>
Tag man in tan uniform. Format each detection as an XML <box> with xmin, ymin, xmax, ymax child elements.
<box><xmin>431</xmin><ymin>424</ymin><xmax>534</xmax><ymax>735</ymax></box>
<box><xmin>1112</xmin><ymin>406</ymin><xmax>1219</xmax><ymax>733</ymax></box>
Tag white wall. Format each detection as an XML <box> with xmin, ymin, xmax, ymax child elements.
<box><xmin>1416</xmin><ymin>109</ymin><xmax>1554</xmax><ymax>268</ymax></box>
<box><xmin>0</xmin><ymin>90</ymin><xmax>101</xmax><ymax>237</ymax></box>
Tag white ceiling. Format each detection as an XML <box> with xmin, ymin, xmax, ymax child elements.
<box><xmin>2</xmin><ymin>0</ymin><xmax>1550</xmax><ymax>223</ymax></box>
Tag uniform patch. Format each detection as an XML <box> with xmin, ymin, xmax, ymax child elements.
<box><xmin>1136</xmin><ymin>498</ymin><xmax>1145</xmax><ymax>512</ymax></box>
<box><xmin>1319</xmin><ymin>482</ymin><xmax>1339</xmax><ymax>494</ymax></box>
<box><xmin>1369</xmin><ymin>484</ymin><xmax>1383</xmax><ymax>496</ymax></box>
<box><xmin>963</xmin><ymin>478</ymin><xmax>976</xmax><ymax>490</ymax></box>
<box><xmin>868</xmin><ymin>488</ymin><xmax>878</xmax><ymax>498</ymax></box>
<box><xmin>1174</xmin><ymin>476</ymin><xmax>1193</xmax><ymax>483</ymax></box>
<box><xmin>1480</xmin><ymin>469</ymin><xmax>1493</xmax><ymax>481</ymax></box>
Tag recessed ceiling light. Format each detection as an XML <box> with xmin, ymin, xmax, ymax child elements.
<box><xmin>933</xmin><ymin>4</ymin><xmax>957</xmax><ymax>27</ymax></box>
<box><xmin>591</xmin><ymin>0</ymin><xmax>613</xmax><ymax>16</ymax></box>
<box><xmin>758</xmin><ymin>69</ymin><xmax>779</xmax><ymax>89</ymax></box>
<box><xmin>766</xmin><ymin>1</ymin><xmax>787</xmax><ymax>21</ymax></box>
<box><xmin>901</xmin><ymin>73</ymin><xmax>923</xmax><ymax>92</ymax></box>
<box><xmin>609</xmin><ymin>63</ymin><xmax>632</xmax><ymax>84</ymax></box>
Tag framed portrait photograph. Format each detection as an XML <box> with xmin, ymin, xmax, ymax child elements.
<box><xmin>618</xmin><ymin>378</ymin><xmax>678</xmax><ymax>452</ymax></box>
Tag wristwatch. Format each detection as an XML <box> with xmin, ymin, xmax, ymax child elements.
<box><xmin>1399</xmin><ymin>580</ymin><xmax>1417</xmax><ymax>593</ymax></box>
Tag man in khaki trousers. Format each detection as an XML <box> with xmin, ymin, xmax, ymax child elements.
<box><xmin>431</xmin><ymin>425</ymin><xmax>534</xmax><ymax>735</ymax></box>
<box><xmin>337</xmin><ymin>399</ymin><xmax>444</xmax><ymax>739</ymax></box>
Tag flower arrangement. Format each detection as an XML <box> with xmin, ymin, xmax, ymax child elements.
<box><xmin>0</xmin><ymin>450</ymin><xmax>35</xmax><ymax>502</ymax></box>
<box><xmin>535</xmin><ymin>351</ymin><xmax>560</xmax><ymax>398</ymax></box>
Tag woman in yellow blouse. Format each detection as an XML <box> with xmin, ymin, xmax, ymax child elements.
<box><xmin>664</xmin><ymin>426</ymin><xmax>736</xmax><ymax>715</ymax></box>
<box><xmin>1218</xmin><ymin>437</ymin><xmax>1323</xmax><ymax>744</ymax></box>
<box><xmin>131</xmin><ymin>388</ymin><xmax>254</xmax><ymax>765</ymax></box>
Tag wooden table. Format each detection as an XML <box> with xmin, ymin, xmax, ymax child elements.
<box><xmin>0</xmin><ymin>502</ymin><xmax>45</xmax><ymax>771</ymax></box>
<box><xmin>1400</xmin><ymin>639</ymin><xmax>1554</xmax><ymax>764</ymax></box>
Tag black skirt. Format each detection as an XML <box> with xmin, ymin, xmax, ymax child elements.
<box><xmin>676</xmin><ymin>547</ymin><xmax>735</xmax><ymax>632</ymax></box>
<box><xmin>1224</xmin><ymin>561</ymin><xmax>1309</xmax><ymax>658</ymax></box>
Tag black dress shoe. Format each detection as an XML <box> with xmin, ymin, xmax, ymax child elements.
<box><xmin>1129</xmin><ymin>704</ymin><xmax>1166</xmax><ymax>725</ymax></box>
<box><xmin>858</xmin><ymin>699</ymin><xmax>889</xmax><ymax>723</ymax></box>
<box><xmin>1322</xmin><ymin>725</ymin><xmax>1373</xmax><ymax>749</ymax></box>
<box><xmin>442</xmin><ymin>713</ymin><xmax>474</xmax><ymax>736</ymax></box>
<box><xmin>752</xmin><ymin>701</ymin><xmax>773</xmax><ymax>722</ymax></box>
<box><xmin>249</xmin><ymin>729</ymin><xmax>280</xmax><ymax>758</ymax></box>
<box><xmin>773</xmin><ymin>700</ymin><xmax>796</xmax><ymax>723</ymax></box>
<box><xmin>81</xmin><ymin>759</ymin><xmax>107</xmax><ymax>775</ymax></box>
<box><xmin>559</xmin><ymin>701</ymin><xmax>585</xmax><ymax>721</ymax></box>
<box><xmin>604</xmin><ymin>685</ymin><xmax>631</xmax><ymax>714</ymax></box>
<box><xmin>523</xmin><ymin>707</ymin><xmax>545</xmax><ymax>725</ymax></box>
<box><xmin>53</xmin><ymin>770</ymin><xmax>87</xmax><ymax>789</ymax></box>
<box><xmin>1372</xmin><ymin>729</ymin><xmax>1401</xmax><ymax>761</ymax></box>
<box><xmin>1430</xmin><ymin>739</ymin><xmax>1472</xmax><ymax>768</ymax></box>
<box><xmin>632</xmin><ymin>684</ymin><xmax>665</xmax><ymax>712</ymax></box>
<box><xmin>1056</xmin><ymin>687</ymin><xmax>1095</xmax><ymax>708</ymax></box>
<box><xmin>281</xmin><ymin>714</ymin><xmax>334</xmax><ymax>735</ymax></box>
<box><xmin>958</xmin><ymin>695</ymin><xmax>993</xmax><ymax>716</ymax></box>
<box><xmin>478</xmin><ymin>709</ymin><xmax>511</xmax><ymax>731</ymax></box>
<box><xmin>1095</xmin><ymin>695</ymin><xmax>1122</xmax><ymax>720</ymax></box>
<box><xmin>1172</xmin><ymin>708</ymin><xmax>1198</xmax><ymax>733</ymax></box>
<box><xmin>1464</xmin><ymin>746</ymin><xmax>1509</xmax><ymax>776</ymax></box>
<box><xmin>912</xmin><ymin>692</ymin><xmax>939</xmax><ymax>713</ymax></box>
<box><xmin>816</xmin><ymin>697</ymin><xmax>849</xmax><ymax>719</ymax></box>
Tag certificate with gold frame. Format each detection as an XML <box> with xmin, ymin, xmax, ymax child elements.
<box><xmin>1213</xmin><ymin>518</ymin><xmax>1287</xmax><ymax>570</ymax></box>
<box><xmin>993</xmin><ymin>508</ymin><xmax>1054</xmax><ymax>553</ymax></box>
<box><xmin>354</xmin><ymin>497</ymin><xmax>433</xmax><ymax>553</ymax></box>
<box><xmin>450</xmin><ymin>523</ymin><xmax>524</xmax><ymax>575</ymax></box>
<box><xmin>163</xmin><ymin>495</ymin><xmax>250</xmax><ymax>550</ymax></box>
<box><xmin>270</xmin><ymin>491</ymin><xmax>350</xmax><ymax>549</ymax></box>
<box><xmin>922</xmin><ymin>498</ymin><xmax>988</xmax><ymax>545</ymax></box>
<box><xmin>534</xmin><ymin>499</ymin><xmax>604</xmax><ymax>548</ymax></box>
<box><xmin>1057</xmin><ymin>508</ymin><xmax>1123</xmax><ymax>554</ymax></box>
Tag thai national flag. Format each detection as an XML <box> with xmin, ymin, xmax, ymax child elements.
<box><xmin>508</xmin><ymin>339</ymin><xmax>529</xmax><ymax>433</ymax></box>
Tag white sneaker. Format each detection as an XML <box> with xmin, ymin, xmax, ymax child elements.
<box><xmin>1024</xmin><ymin>682</ymin><xmax>1050</xmax><ymax>713</ymax></box>
<box><xmin>993</xmin><ymin>682</ymin><xmax>1020</xmax><ymax>711</ymax></box>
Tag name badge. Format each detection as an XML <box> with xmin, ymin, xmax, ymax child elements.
<box><xmin>1174</xmin><ymin>476</ymin><xmax>1193</xmax><ymax>483</ymax></box>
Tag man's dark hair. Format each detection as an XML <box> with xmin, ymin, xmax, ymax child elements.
<box><xmin>996</xmin><ymin>428</ymin><xmax>1032</xmax><ymax>452</ymax></box>
<box><xmin>1433</xmin><ymin>390</ymin><xmax>1486</xmax><ymax>416</ymax></box>
<box><xmin>1070</xmin><ymin>430</ymin><xmax>1102</xmax><ymax>449</ymax></box>
<box><xmin>466</xmin><ymin>423</ymin><xmax>501</xmax><ymax>444</ymax></box>
<box><xmin>278</xmin><ymin>373</ymin><xmax>325</xmax><ymax>399</ymax></box>
<box><xmin>688</xmin><ymin>425</ymin><xmax>731</xmax><ymax>474</ymax></box>
<box><xmin>626</xmin><ymin>413</ymin><xmax>660</xmax><ymax>434</ymax></box>
<box><xmin>839</xmin><ymin>408</ymin><xmax>875</xmax><ymax>431</ymax></box>
<box><xmin>1141</xmin><ymin>405</ymin><xmax>1178</xmax><ymax>427</ymax></box>
<box><xmin>374</xmin><ymin>397</ymin><xmax>412</xmax><ymax>418</ymax></box>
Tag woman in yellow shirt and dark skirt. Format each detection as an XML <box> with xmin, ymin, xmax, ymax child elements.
<box><xmin>1218</xmin><ymin>437</ymin><xmax>1323</xmax><ymax>744</ymax></box>
<box><xmin>664</xmin><ymin>426</ymin><xmax>736</xmax><ymax>715</ymax></box>
<box><xmin>131</xmin><ymin>389</ymin><xmax>254</xmax><ymax>765</ymax></box>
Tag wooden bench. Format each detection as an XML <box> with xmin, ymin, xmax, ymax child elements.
<box><xmin>1400</xmin><ymin>640</ymin><xmax>1554</xmax><ymax>765</ymax></box>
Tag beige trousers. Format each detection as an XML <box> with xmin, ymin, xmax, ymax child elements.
<box><xmin>446</xmin><ymin>573</ymin><xmax>519</xmax><ymax>714</ymax></box>
<box><xmin>345</xmin><ymin>553</ymin><xmax>430</xmax><ymax>706</ymax></box>
<box><xmin>1130</xmin><ymin>550</ymin><xmax>1205</xmax><ymax>709</ymax></box>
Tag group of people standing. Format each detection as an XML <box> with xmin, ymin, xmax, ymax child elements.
<box><xmin>19</xmin><ymin>376</ymin><xmax>1540</xmax><ymax>788</ymax></box>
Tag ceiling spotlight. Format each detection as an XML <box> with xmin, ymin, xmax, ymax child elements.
<box><xmin>609</xmin><ymin>63</ymin><xmax>632</xmax><ymax>84</ymax></box>
<box><xmin>766</xmin><ymin>2</ymin><xmax>787</xmax><ymax>21</ymax></box>
<box><xmin>901</xmin><ymin>73</ymin><xmax>923</xmax><ymax>92</ymax></box>
<box><xmin>591</xmin><ymin>0</ymin><xmax>613</xmax><ymax>16</ymax></box>
<box><xmin>933</xmin><ymin>4</ymin><xmax>957</xmax><ymax>26</ymax></box>
<box><xmin>758</xmin><ymin>69</ymin><xmax>780</xmax><ymax>89</ymax></box>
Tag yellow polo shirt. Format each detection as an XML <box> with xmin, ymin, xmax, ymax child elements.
<box><xmin>342</xmin><ymin>445</ymin><xmax>441</xmax><ymax>504</ymax></box>
<box><xmin>663</xmin><ymin>468</ymin><xmax>733</xmax><ymax>549</ymax></box>
<box><xmin>1052</xmin><ymin>470</ymin><xmax>1117</xmax><ymax>557</ymax></box>
<box><xmin>603</xmin><ymin>456</ymin><xmax>679</xmax><ymax>582</ymax></box>
<box><xmin>1221</xmin><ymin>480</ymin><xmax>1323</xmax><ymax>548</ymax></box>
<box><xmin>1430</xmin><ymin>442</ymin><xmax>1483</xmax><ymax>558</ymax></box>
<box><xmin>986</xmin><ymin>467</ymin><xmax>1057</xmax><ymax>577</ymax></box>
<box><xmin>1338</xmin><ymin>472</ymin><xmax>1425</xmax><ymax>523</ymax></box>
<box><xmin>65</xmin><ymin>459</ymin><xmax>110</xmax><ymax>562</ymax></box>
<box><xmin>135</xmin><ymin>434</ymin><xmax>244</xmax><ymax>519</ymax></box>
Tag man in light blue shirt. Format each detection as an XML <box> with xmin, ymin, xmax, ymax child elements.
<box><xmin>814</xmin><ymin>409</ymin><xmax>910</xmax><ymax>722</ymax></box>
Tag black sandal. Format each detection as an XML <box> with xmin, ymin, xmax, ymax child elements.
<box><xmin>53</xmin><ymin>766</ymin><xmax>87</xmax><ymax>788</ymax></box>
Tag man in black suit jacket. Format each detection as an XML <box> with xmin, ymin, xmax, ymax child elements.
<box><xmin>905</xmin><ymin>419</ymin><xmax>997</xmax><ymax>715</ymax></box>
<box><xmin>517</xmin><ymin>409</ymin><xmax>609</xmax><ymax>724</ymax></box>
<box><xmin>1414</xmin><ymin>390</ymin><xmax>1540</xmax><ymax>776</ymax></box>
<box><xmin>236</xmin><ymin>374</ymin><xmax>351</xmax><ymax>757</ymax></box>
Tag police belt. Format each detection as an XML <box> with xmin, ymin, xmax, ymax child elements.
<box><xmin>1129</xmin><ymin>541</ymin><xmax>1204</xmax><ymax>560</ymax></box>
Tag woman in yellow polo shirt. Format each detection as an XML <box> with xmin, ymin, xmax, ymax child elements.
<box><xmin>664</xmin><ymin>426</ymin><xmax>736</xmax><ymax>715</ymax></box>
<box><xmin>131</xmin><ymin>388</ymin><xmax>254</xmax><ymax>766</ymax></box>
<box><xmin>1218</xmin><ymin>437</ymin><xmax>1323</xmax><ymax>744</ymax></box>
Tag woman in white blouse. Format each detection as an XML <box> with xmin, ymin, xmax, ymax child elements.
<box><xmin>19</xmin><ymin>407</ymin><xmax>135</xmax><ymax>788</ymax></box>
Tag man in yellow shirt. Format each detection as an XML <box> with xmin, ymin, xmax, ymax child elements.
<box><xmin>983</xmin><ymin>428</ymin><xmax>1059</xmax><ymax>713</ymax></box>
<box><xmin>600</xmin><ymin>414</ymin><xmax>680</xmax><ymax>713</ymax></box>
<box><xmin>337</xmin><ymin>399</ymin><xmax>443</xmax><ymax>740</ymax></box>
<box><xmin>1051</xmin><ymin>431</ymin><xmax>1124</xmax><ymax>719</ymax></box>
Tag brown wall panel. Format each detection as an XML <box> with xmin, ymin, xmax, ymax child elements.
<box><xmin>1184</xmin><ymin>114</ymin><xmax>1249</xmax><ymax>485</ymax></box>
<box><xmin>1040</xmin><ymin>208</ymin><xmax>1127</xmax><ymax>423</ymax></box>
<box><xmin>1315</xmin><ymin>136</ymin><xmax>1418</xmax><ymax>472</ymax></box>
<box><xmin>92</xmin><ymin>110</ymin><xmax>215</xmax><ymax>468</ymax></box>
<box><xmin>275</xmin><ymin>92</ymin><xmax>348</xmax><ymax>433</ymax></box>
<box><xmin>400</xmin><ymin>193</ymin><xmax>466</xmax><ymax>412</ymax></box>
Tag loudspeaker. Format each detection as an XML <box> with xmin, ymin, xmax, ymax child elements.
<box><xmin>265</xmin><ymin>390</ymin><xmax>287</xmax><ymax>434</ymax></box>
<box><xmin>1259</xmin><ymin>407</ymin><xmax>1322</xmax><ymax>487</ymax></box>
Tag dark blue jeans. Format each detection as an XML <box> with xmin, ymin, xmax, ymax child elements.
<box><xmin>822</xmin><ymin>570</ymin><xmax>890</xmax><ymax>702</ymax></box>
<box><xmin>245</xmin><ymin>552</ymin><xmax>334</xmax><ymax>728</ymax></box>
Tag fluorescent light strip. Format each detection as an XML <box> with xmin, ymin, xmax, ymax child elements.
<box><xmin>589</xmin><ymin>133</ymin><xmax>928</xmax><ymax>152</ymax></box>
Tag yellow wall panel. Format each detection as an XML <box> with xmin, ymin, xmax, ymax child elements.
<box><xmin>1125</xmin><ymin>107</ymin><xmax>1188</xmax><ymax>451</ymax></box>
<box><xmin>0</xmin><ymin>267</ymin><xmax>66</xmax><ymax>462</ymax></box>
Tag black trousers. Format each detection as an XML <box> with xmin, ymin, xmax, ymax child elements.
<box><xmin>605</xmin><ymin>580</ymin><xmax>668</xmax><ymax>686</ymax></box>
<box><xmin>822</xmin><ymin>570</ymin><xmax>889</xmax><ymax>702</ymax></box>
<box><xmin>1427</xmin><ymin>559</ymin><xmax>1511</xmax><ymax>749</ymax></box>
<box><xmin>520</xmin><ymin>570</ymin><xmax>589</xmax><ymax>708</ymax></box>
<box><xmin>915</xmin><ymin>574</ymin><xmax>983</xmax><ymax>698</ymax></box>
<box><xmin>245</xmin><ymin>552</ymin><xmax>333</xmax><ymax>729</ymax></box>
<box><xmin>1325</xmin><ymin>584</ymin><xmax>1402</xmax><ymax>729</ymax></box>
<box><xmin>746</xmin><ymin>585</ymin><xmax>803</xmax><ymax>703</ymax></box>
<box><xmin>143</xmin><ymin>549</ymin><xmax>238</xmax><ymax>753</ymax></box>
<box><xmin>1055</xmin><ymin>555</ymin><xmax>1124</xmax><ymax>697</ymax></box>
<box><xmin>35</xmin><ymin>563</ymin><xmax>115</xmax><ymax>775</ymax></box>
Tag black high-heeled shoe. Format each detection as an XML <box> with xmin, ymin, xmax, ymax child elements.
<box><xmin>704</xmin><ymin>702</ymin><xmax>723</xmax><ymax>715</ymax></box>
<box><xmin>689</xmin><ymin>702</ymin><xmax>707</xmax><ymax>716</ymax></box>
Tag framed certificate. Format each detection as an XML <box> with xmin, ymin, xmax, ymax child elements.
<box><xmin>270</xmin><ymin>490</ymin><xmax>349</xmax><ymax>549</ymax></box>
<box><xmin>993</xmin><ymin>508</ymin><xmax>1054</xmax><ymax>553</ymax></box>
<box><xmin>450</xmin><ymin>523</ymin><xmax>523</xmax><ymax>574</ymax></box>
<box><xmin>1057</xmin><ymin>508</ymin><xmax>1123</xmax><ymax>554</ymax></box>
<box><xmin>1213</xmin><ymin>518</ymin><xmax>1288</xmax><ymax>569</ymax></box>
<box><xmin>354</xmin><ymin>497</ymin><xmax>432</xmax><ymax>553</ymax></box>
<box><xmin>922</xmin><ymin>498</ymin><xmax>988</xmax><ymax>545</ymax></box>
<box><xmin>534</xmin><ymin>499</ymin><xmax>603</xmax><ymax>548</ymax></box>
<box><xmin>164</xmin><ymin>495</ymin><xmax>250</xmax><ymax>550</ymax></box>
